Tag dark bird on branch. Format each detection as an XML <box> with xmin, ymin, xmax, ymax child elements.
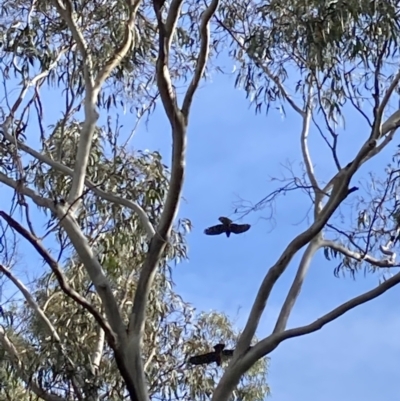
<box><xmin>204</xmin><ymin>217</ymin><xmax>251</xmax><ymax>237</ymax></box>
<box><xmin>188</xmin><ymin>343</ymin><xmax>235</xmax><ymax>366</ymax></box>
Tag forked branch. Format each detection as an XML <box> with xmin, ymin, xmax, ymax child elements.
<box><xmin>127</xmin><ymin>1</ymin><xmax>219</xmax><ymax>400</ymax></box>
<box><xmin>182</xmin><ymin>0</ymin><xmax>220</xmax><ymax>117</ymax></box>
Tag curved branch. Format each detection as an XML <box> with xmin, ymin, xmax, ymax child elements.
<box><xmin>273</xmin><ymin>237</ymin><xmax>322</xmax><ymax>333</ymax></box>
<box><xmin>215</xmin><ymin>269</ymin><xmax>400</xmax><ymax>401</ymax></box>
<box><xmin>0</xmin><ymin>172</ymin><xmax>53</xmax><ymax>209</ymax></box>
<box><xmin>244</xmin><ymin>269</ymin><xmax>400</xmax><ymax>369</ymax></box>
<box><xmin>322</xmin><ymin>239</ymin><xmax>399</xmax><ymax>268</ymax></box>
<box><xmin>181</xmin><ymin>0</ymin><xmax>220</xmax><ymax>117</ymax></box>
<box><xmin>53</xmin><ymin>0</ymin><xmax>141</xmax><ymax>207</ymax></box>
<box><xmin>126</xmin><ymin>2</ymin><xmax>193</xmax><ymax>400</ymax></box>
<box><xmin>300</xmin><ymin>90</ymin><xmax>323</xmax><ymax>214</ymax></box>
<box><xmin>94</xmin><ymin>0</ymin><xmax>141</xmax><ymax>88</ymax></box>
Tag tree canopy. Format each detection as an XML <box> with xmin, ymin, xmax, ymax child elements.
<box><xmin>1</xmin><ymin>0</ymin><xmax>400</xmax><ymax>400</ymax></box>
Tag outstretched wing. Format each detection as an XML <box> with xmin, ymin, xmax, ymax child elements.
<box><xmin>218</xmin><ymin>216</ymin><xmax>233</xmax><ymax>225</ymax></box>
<box><xmin>204</xmin><ymin>224</ymin><xmax>226</xmax><ymax>236</ymax></box>
<box><xmin>188</xmin><ymin>352</ymin><xmax>217</xmax><ymax>365</ymax></box>
<box><xmin>230</xmin><ymin>223</ymin><xmax>251</xmax><ymax>235</ymax></box>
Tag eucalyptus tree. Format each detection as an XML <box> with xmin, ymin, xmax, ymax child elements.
<box><xmin>0</xmin><ymin>0</ymin><xmax>270</xmax><ymax>400</ymax></box>
<box><xmin>3</xmin><ymin>0</ymin><xmax>400</xmax><ymax>400</ymax></box>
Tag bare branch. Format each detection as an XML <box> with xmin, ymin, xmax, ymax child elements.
<box><xmin>0</xmin><ymin>211</ymin><xmax>116</xmax><ymax>341</ymax></box>
<box><xmin>125</xmin><ymin>2</ymin><xmax>194</xmax><ymax>400</ymax></box>
<box><xmin>321</xmin><ymin>110</ymin><xmax>400</xmax><ymax>197</ymax></box>
<box><xmin>181</xmin><ymin>0</ymin><xmax>220</xmax><ymax>117</ymax></box>
<box><xmin>273</xmin><ymin>237</ymin><xmax>322</xmax><ymax>334</ymax></box>
<box><xmin>246</xmin><ymin>269</ymin><xmax>400</xmax><ymax>368</ymax></box>
<box><xmin>0</xmin><ymin>172</ymin><xmax>53</xmax><ymax>209</ymax></box>
<box><xmin>371</xmin><ymin>68</ymin><xmax>400</xmax><ymax>140</ymax></box>
<box><xmin>322</xmin><ymin>239</ymin><xmax>399</xmax><ymax>268</ymax></box>
<box><xmin>153</xmin><ymin>0</ymin><xmax>183</xmax><ymax>122</ymax></box>
<box><xmin>0</xmin><ymin>327</ymin><xmax>67</xmax><ymax>401</ymax></box>
<box><xmin>300</xmin><ymin>89</ymin><xmax>322</xmax><ymax>214</ymax></box>
<box><xmin>95</xmin><ymin>0</ymin><xmax>141</xmax><ymax>87</ymax></box>
<box><xmin>91</xmin><ymin>328</ymin><xmax>105</xmax><ymax>375</ymax></box>
<box><xmin>0</xmin><ymin>263</ymin><xmax>62</xmax><ymax>341</ymax></box>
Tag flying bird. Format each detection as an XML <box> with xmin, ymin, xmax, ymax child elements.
<box><xmin>188</xmin><ymin>343</ymin><xmax>234</xmax><ymax>366</ymax></box>
<box><xmin>204</xmin><ymin>216</ymin><xmax>251</xmax><ymax>237</ymax></box>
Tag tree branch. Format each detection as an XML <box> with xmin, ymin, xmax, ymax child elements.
<box><xmin>94</xmin><ymin>0</ymin><xmax>141</xmax><ymax>88</ymax></box>
<box><xmin>126</xmin><ymin>2</ymin><xmax>195</xmax><ymax>400</ymax></box>
<box><xmin>0</xmin><ymin>327</ymin><xmax>67</xmax><ymax>401</ymax></box>
<box><xmin>53</xmin><ymin>202</ymin><xmax>140</xmax><ymax>401</ymax></box>
<box><xmin>0</xmin><ymin>172</ymin><xmax>53</xmax><ymax>209</ymax></box>
<box><xmin>0</xmin><ymin>211</ymin><xmax>116</xmax><ymax>342</ymax></box>
<box><xmin>52</xmin><ymin>0</ymin><xmax>97</xmax><ymax>208</ymax></box>
<box><xmin>321</xmin><ymin>239</ymin><xmax>399</xmax><ymax>268</ymax></box>
<box><xmin>53</xmin><ymin>204</ymin><xmax>125</xmax><ymax>341</ymax></box>
<box><xmin>273</xmin><ymin>237</ymin><xmax>322</xmax><ymax>334</ymax></box>
<box><xmin>322</xmin><ymin>109</ymin><xmax>400</xmax><ymax>196</ymax></box>
<box><xmin>181</xmin><ymin>0</ymin><xmax>220</xmax><ymax>117</ymax></box>
<box><xmin>0</xmin><ymin>145</ymin><xmax>141</xmax><ymax>401</ymax></box>
<box><xmin>300</xmin><ymin>90</ymin><xmax>322</xmax><ymax>215</ymax></box>
<box><xmin>52</xmin><ymin>0</ymin><xmax>141</xmax><ymax>208</ymax></box>
<box><xmin>91</xmin><ymin>328</ymin><xmax>105</xmax><ymax>375</ymax></box>
<box><xmin>371</xmin><ymin>68</ymin><xmax>400</xmax><ymax>140</ymax></box>
<box><xmin>244</xmin><ymin>269</ymin><xmax>400</xmax><ymax>369</ymax></box>
<box><xmin>0</xmin><ymin>132</ymin><xmax>155</xmax><ymax>237</ymax></box>
<box><xmin>213</xmin><ymin>139</ymin><xmax>376</xmax><ymax>401</ymax></box>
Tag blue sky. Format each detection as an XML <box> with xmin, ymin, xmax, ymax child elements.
<box><xmin>1</xmin><ymin>58</ymin><xmax>400</xmax><ymax>401</ymax></box>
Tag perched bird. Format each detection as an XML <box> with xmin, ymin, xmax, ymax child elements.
<box><xmin>204</xmin><ymin>217</ymin><xmax>251</xmax><ymax>237</ymax></box>
<box><xmin>188</xmin><ymin>343</ymin><xmax>234</xmax><ymax>366</ymax></box>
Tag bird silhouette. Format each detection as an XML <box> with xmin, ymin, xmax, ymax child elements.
<box><xmin>188</xmin><ymin>343</ymin><xmax>234</xmax><ymax>366</ymax></box>
<box><xmin>204</xmin><ymin>217</ymin><xmax>251</xmax><ymax>237</ymax></box>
